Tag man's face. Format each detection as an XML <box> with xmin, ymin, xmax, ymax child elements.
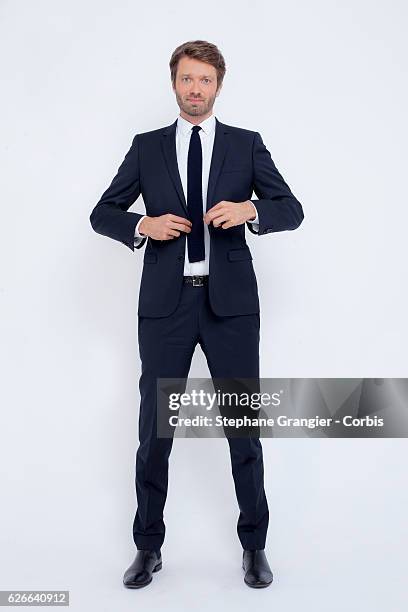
<box><xmin>173</xmin><ymin>56</ymin><xmax>220</xmax><ymax>119</ymax></box>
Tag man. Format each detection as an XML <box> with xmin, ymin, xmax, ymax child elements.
<box><xmin>90</xmin><ymin>40</ymin><xmax>304</xmax><ymax>589</ymax></box>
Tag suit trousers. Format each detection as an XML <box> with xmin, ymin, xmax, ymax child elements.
<box><xmin>132</xmin><ymin>279</ymin><xmax>269</xmax><ymax>551</ymax></box>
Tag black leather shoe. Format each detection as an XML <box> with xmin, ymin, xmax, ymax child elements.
<box><xmin>242</xmin><ymin>549</ymin><xmax>273</xmax><ymax>588</ymax></box>
<box><xmin>123</xmin><ymin>550</ymin><xmax>162</xmax><ymax>589</ymax></box>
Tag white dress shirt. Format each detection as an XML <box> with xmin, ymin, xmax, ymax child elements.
<box><xmin>134</xmin><ymin>113</ymin><xmax>259</xmax><ymax>275</ymax></box>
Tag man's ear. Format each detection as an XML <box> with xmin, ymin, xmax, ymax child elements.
<box><xmin>216</xmin><ymin>84</ymin><xmax>222</xmax><ymax>97</ymax></box>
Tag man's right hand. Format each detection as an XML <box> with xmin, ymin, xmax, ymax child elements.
<box><xmin>139</xmin><ymin>214</ymin><xmax>192</xmax><ymax>241</ymax></box>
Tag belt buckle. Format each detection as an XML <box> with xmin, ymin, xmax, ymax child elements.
<box><xmin>192</xmin><ymin>275</ymin><xmax>203</xmax><ymax>287</ymax></box>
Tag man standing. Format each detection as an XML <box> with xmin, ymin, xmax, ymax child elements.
<box><xmin>90</xmin><ymin>40</ymin><xmax>304</xmax><ymax>589</ymax></box>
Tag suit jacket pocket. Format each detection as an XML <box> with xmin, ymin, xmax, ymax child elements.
<box><xmin>227</xmin><ymin>246</ymin><xmax>253</xmax><ymax>262</ymax></box>
<box><xmin>221</xmin><ymin>165</ymin><xmax>250</xmax><ymax>174</ymax></box>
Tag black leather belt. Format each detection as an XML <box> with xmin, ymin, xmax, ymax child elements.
<box><xmin>183</xmin><ymin>275</ymin><xmax>209</xmax><ymax>287</ymax></box>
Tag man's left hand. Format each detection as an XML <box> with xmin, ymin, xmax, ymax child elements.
<box><xmin>203</xmin><ymin>200</ymin><xmax>256</xmax><ymax>229</ymax></box>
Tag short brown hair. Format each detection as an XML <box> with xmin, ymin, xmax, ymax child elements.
<box><xmin>169</xmin><ymin>40</ymin><xmax>226</xmax><ymax>91</ymax></box>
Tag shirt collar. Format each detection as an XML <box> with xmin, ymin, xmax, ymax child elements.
<box><xmin>177</xmin><ymin>113</ymin><xmax>216</xmax><ymax>137</ymax></box>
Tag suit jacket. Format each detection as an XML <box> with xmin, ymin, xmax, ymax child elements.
<box><xmin>90</xmin><ymin>117</ymin><xmax>304</xmax><ymax>318</ymax></box>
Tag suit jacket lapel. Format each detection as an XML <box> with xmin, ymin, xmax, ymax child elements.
<box><xmin>161</xmin><ymin>119</ymin><xmax>187</xmax><ymax>215</ymax></box>
<box><xmin>161</xmin><ymin>116</ymin><xmax>230</xmax><ymax>216</ymax></box>
<box><xmin>206</xmin><ymin>118</ymin><xmax>229</xmax><ymax>212</ymax></box>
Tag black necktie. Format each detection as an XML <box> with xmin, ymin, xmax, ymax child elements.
<box><xmin>187</xmin><ymin>125</ymin><xmax>205</xmax><ymax>263</ymax></box>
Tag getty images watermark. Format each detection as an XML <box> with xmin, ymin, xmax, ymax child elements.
<box><xmin>156</xmin><ymin>378</ymin><xmax>408</xmax><ymax>438</ymax></box>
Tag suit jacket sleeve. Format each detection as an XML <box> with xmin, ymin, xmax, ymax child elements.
<box><xmin>247</xmin><ymin>132</ymin><xmax>304</xmax><ymax>236</ymax></box>
<box><xmin>90</xmin><ymin>134</ymin><xmax>147</xmax><ymax>251</ymax></box>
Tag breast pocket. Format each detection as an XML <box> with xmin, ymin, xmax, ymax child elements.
<box><xmin>221</xmin><ymin>164</ymin><xmax>251</xmax><ymax>174</ymax></box>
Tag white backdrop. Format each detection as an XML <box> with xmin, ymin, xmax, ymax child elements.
<box><xmin>1</xmin><ymin>0</ymin><xmax>407</xmax><ymax>610</ymax></box>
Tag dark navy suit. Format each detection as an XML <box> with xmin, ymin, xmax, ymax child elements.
<box><xmin>90</xmin><ymin>117</ymin><xmax>304</xmax><ymax>551</ymax></box>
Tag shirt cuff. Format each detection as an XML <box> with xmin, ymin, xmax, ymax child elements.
<box><xmin>247</xmin><ymin>202</ymin><xmax>259</xmax><ymax>227</ymax></box>
<box><xmin>134</xmin><ymin>216</ymin><xmax>147</xmax><ymax>245</ymax></box>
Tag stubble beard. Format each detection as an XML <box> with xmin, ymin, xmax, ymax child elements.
<box><xmin>175</xmin><ymin>90</ymin><xmax>217</xmax><ymax>118</ymax></box>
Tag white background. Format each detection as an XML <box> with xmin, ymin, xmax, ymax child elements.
<box><xmin>1</xmin><ymin>0</ymin><xmax>407</xmax><ymax>610</ymax></box>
